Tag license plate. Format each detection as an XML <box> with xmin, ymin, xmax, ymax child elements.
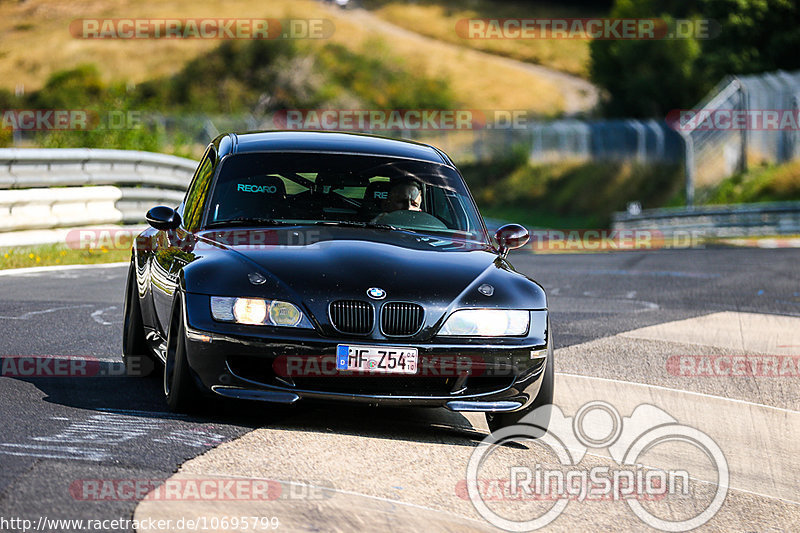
<box><xmin>336</xmin><ymin>344</ymin><xmax>418</xmax><ymax>374</ymax></box>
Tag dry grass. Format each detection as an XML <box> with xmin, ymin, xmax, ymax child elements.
<box><xmin>373</xmin><ymin>3</ymin><xmax>590</xmax><ymax>78</ymax></box>
<box><xmin>767</xmin><ymin>160</ymin><xmax>800</xmax><ymax>197</ymax></box>
<box><xmin>0</xmin><ymin>0</ymin><xmax>566</xmax><ymax>113</ymax></box>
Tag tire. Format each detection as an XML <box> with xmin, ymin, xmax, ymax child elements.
<box><xmin>163</xmin><ymin>298</ymin><xmax>205</xmax><ymax>413</ymax></box>
<box><xmin>485</xmin><ymin>329</ymin><xmax>554</xmax><ymax>436</ymax></box>
<box><xmin>122</xmin><ymin>265</ymin><xmax>156</xmax><ymax>377</ymax></box>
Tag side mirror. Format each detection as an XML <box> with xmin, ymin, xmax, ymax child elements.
<box><xmin>146</xmin><ymin>206</ymin><xmax>182</xmax><ymax>230</ymax></box>
<box><xmin>494</xmin><ymin>223</ymin><xmax>529</xmax><ymax>258</ymax></box>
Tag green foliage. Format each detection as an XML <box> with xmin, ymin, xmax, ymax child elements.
<box><xmin>704</xmin><ymin>160</ymin><xmax>800</xmax><ymax>204</ymax></box>
<box><xmin>696</xmin><ymin>0</ymin><xmax>800</xmax><ymax>84</ymax></box>
<box><xmin>133</xmin><ymin>37</ymin><xmax>454</xmax><ymax>114</ymax></box>
<box><xmin>591</xmin><ymin>0</ymin><xmax>800</xmax><ymax>117</ymax></box>
<box><xmin>0</xmin><ymin>64</ymin><xmax>168</xmax><ymax>151</ymax></box>
<box><xmin>590</xmin><ymin>0</ymin><xmax>705</xmax><ymax>117</ymax></box>
<box><xmin>32</xmin><ymin>122</ymin><xmax>166</xmax><ymax>152</ymax></box>
<box><xmin>0</xmin><ymin>88</ymin><xmax>14</xmax><ymax>147</ymax></box>
<box><xmin>6</xmin><ymin>36</ymin><xmax>455</xmax><ymax>153</ymax></box>
<box><xmin>25</xmin><ymin>64</ymin><xmax>105</xmax><ymax>109</ymax></box>
<box><xmin>135</xmin><ymin>39</ymin><xmax>313</xmax><ymax>113</ymax></box>
<box><xmin>453</xmin><ymin>143</ymin><xmax>530</xmax><ymax>190</ymax></box>
<box><xmin>461</xmin><ymin>155</ymin><xmax>683</xmax><ymax>227</ymax></box>
<box><xmin>316</xmin><ymin>39</ymin><xmax>454</xmax><ymax>110</ymax></box>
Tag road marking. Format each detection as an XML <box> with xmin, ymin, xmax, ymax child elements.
<box><xmin>97</xmin><ymin>408</ymin><xmax>193</xmax><ymax>420</ymax></box>
<box><xmin>234</xmin><ymin>476</ymin><xmax>498</xmax><ymax>526</ymax></box>
<box><xmin>152</xmin><ymin>429</ymin><xmax>228</xmax><ymax>448</ymax></box>
<box><xmin>91</xmin><ymin>306</ymin><xmax>118</xmax><ymax>326</ymax></box>
<box><xmin>0</xmin><ymin>304</ymin><xmax>93</xmax><ymax>320</ymax></box>
<box><xmin>0</xmin><ymin>443</ymin><xmax>111</xmax><ymax>461</ymax></box>
<box><xmin>2</xmin><ymin>412</ymin><xmax>228</xmax><ymax>462</ymax></box>
<box><xmin>134</xmin><ymin>471</ymin><xmax>499</xmax><ymax>533</ymax></box>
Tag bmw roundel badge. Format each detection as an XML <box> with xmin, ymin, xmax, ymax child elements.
<box><xmin>367</xmin><ymin>287</ymin><xmax>386</xmax><ymax>300</ymax></box>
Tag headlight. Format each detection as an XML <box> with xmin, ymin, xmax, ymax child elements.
<box><xmin>210</xmin><ymin>297</ymin><xmax>313</xmax><ymax>328</ymax></box>
<box><xmin>234</xmin><ymin>298</ymin><xmax>267</xmax><ymax>325</ymax></box>
<box><xmin>439</xmin><ymin>309</ymin><xmax>529</xmax><ymax>336</ymax></box>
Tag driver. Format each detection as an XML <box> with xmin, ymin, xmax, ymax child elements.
<box><xmin>373</xmin><ymin>179</ymin><xmax>422</xmax><ymax>222</ymax></box>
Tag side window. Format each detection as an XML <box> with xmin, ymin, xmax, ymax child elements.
<box><xmin>430</xmin><ymin>186</ymin><xmax>456</xmax><ymax>228</ymax></box>
<box><xmin>183</xmin><ymin>150</ymin><xmax>215</xmax><ymax>231</ymax></box>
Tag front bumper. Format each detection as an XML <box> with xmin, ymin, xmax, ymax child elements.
<box><xmin>182</xmin><ymin>293</ymin><xmax>551</xmax><ymax>412</ymax></box>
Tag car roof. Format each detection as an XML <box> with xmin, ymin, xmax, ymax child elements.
<box><xmin>216</xmin><ymin>131</ymin><xmax>451</xmax><ymax>166</ymax></box>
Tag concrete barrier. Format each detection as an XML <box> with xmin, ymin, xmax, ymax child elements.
<box><xmin>0</xmin><ymin>148</ymin><xmax>197</xmax><ymax>247</ymax></box>
<box><xmin>0</xmin><ymin>186</ymin><xmax>125</xmax><ymax>232</ymax></box>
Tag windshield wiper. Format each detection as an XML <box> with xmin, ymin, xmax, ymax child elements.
<box><xmin>206</xmin><ymin>217</ymin><xmax>296</xmax><ymax>228</ymax></box>
<box><xmin>314</xmin><ymin>221</ymin><xmax>397</xmax><ymax>231</ymax></box>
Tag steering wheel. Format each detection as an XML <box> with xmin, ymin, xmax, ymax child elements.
<box><xmin>376</xmin><ymin>210</ymin><xmax>449</xmax><ymax>230</ymax></box>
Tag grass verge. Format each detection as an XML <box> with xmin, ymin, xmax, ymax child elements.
<box><xmin>702</xmin><ymin>160</ymin><xmax>800</xmax><ymax>204</ymax></box>
<box><xmin>480</xmin><ymin>205</ymin><xmax>599</xmax><ymax>230</ymax></box>
<box><xmin>462</xmin><ymin>151</ymin><xmax>683</xmax><ymax>229</ymax></box>
<box><xmin>0</xmin><ymin>243</ymin><xmax>130</xmax><ymax>270</ymax></box>
<box><xmin>364</xmin><ymin>0</ymin><xmax>594</xmax><ymax>78</ymax></box>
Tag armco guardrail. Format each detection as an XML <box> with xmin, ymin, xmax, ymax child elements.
<box><xmin>0</xmin><ymin>149</ymin><xmax>196</xmax><ymax>243</ymax></box>
<box><xmin>613</xmin><ymin>202</ymin><xmax>800</xmax><ymax>237</ymax></box>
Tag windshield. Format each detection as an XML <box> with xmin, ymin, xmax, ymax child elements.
<box><xmin>203</xmin><ymin>152</ymin><xmax>488</xmax><ymax>242</ymax></box>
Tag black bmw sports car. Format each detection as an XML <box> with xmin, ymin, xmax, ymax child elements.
<box><xmin>123</xmin><ymin>131</ymin><xmax>553</xmax><ymax>431</ymax></box>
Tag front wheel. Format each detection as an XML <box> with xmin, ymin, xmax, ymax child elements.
<box><xmin>164</xmin><ymin>300</ymin><xmax>205</xmax><ymax>413</ymax></box>
<box><xmin>122</xmin><ymin>264</ymin><xmax>156</xmax><ymax>377</ymax></box>
<box><xmin>485</xmin><ymin>331</ymin><xmax>554</xmax><ymax>436</ymax></box>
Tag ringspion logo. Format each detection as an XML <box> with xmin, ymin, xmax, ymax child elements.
<box><xmin>467</xmin><ymin>402</ymin><xmax>729</xmax><ymax>531</ymax></box>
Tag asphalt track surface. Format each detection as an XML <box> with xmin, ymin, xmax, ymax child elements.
<box><xmin>0</xmin><ymin>247</ymin><xmax>798</xmax><ymax>532</ymax></box>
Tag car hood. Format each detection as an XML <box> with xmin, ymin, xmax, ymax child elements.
<box><xmin>185</xmin><ymin>227</ymin><xmax>546</xmax><ymax>338</ymax></box>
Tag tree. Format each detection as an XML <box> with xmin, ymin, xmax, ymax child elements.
<box><xmin>590</xmin><ymin>0</ymin><xmax>800</xmax><ymax>117</ymax></box>
<box><xmin>590</xmin><ymin>0</ymin><xmax>705</xmax><ymax>117</ymax></box>
<box><xmin>696</xmin><ymin>0</ymin><xmax>800</xmax><ymax>82</ymax></box>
